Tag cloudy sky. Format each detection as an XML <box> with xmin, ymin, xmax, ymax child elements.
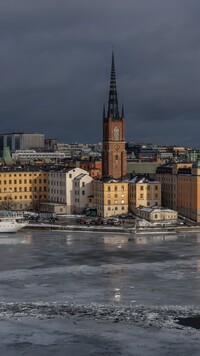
<box><xmin>0</xmin><ymin>0</ymin><xmax>200</xmax><ymax>147</ymax></box>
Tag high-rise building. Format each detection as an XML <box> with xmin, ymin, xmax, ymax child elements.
<box><xmin>0</xmin><ymin>133</ymin><xmax>45</xmax><ymax>153</ymax></box>
<box><xmin>102</xmin><ymin>52</ymin><xmax>127</xmax><ymax>180</ymax></box>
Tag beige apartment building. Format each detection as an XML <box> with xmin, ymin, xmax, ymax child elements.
<box><xmin>128</xmin><ymin>176</ymin><xmax>161</xmax><ymax>213</ymax></box>
<box><xmin>0</xmin><ymin>168</ymin><xmax>48</xmax><ymax>210</ymax></box>
<box><xmin>93</xmin><ymin>179</ymin><xmax>128</xmax><ymax>217</ymax></box>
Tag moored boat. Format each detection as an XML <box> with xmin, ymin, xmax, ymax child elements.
<box><xmin>0</xmin><ymin>211</ymin><xmax>27</xmax><ymax>233</ymax></box>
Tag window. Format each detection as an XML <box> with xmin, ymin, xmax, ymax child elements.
<box><xmin>69</xmin><ymin>174</ymin><xmax>72</xmax><ymax>178</ymax></box>
<box><xmin>115</xmin><ymin>194</ymin><xmax>118</xmax><ymax>198</ymax></box>
<box><xmin>121</xmin><ymin>186</ymin><xmax>124</xmax><ymax>191</ymax></box>
<box><xmin>155</xmin><ymin>186</ymin><xmax>158</xmax><ymax>190</ymax></box>
<box><xmin>82</xmin><ymin>191</ymin><xmax>85</xmax><ymax>195</ymax></box>
<box><xmin>140</xmin><ymin>186</ymin><xmax>144</xmax><ymax>190</ymax></box>
<box><xmin>114</xmin><ymin>186</ymin><xmax>118</xmax><ymax>192</ymax></box>
<box><xmin>4</xmin><ymin>180</ymin><xmax>6</xmax><ymax>184</ymax></box>
<box><xmin>108</xmin><ymin>200</ymin><xmax>111</xmax><ymax>205</ymax></box>
<box><xmin>115</xmin><ymin>155</ymin><xmax>118</xmax><ymax>160</ymax></box>
<box><xmin>121</xmin><ymin>200</ymin><xmax>124</xmax><ymax>204</ymax></box>
<box><xmin>9</xmin><ymin>180</ymin><xmax>12</xmax><ymax>184</ymax></box>
<box><xmin>115</xmin><ymin>207</ymin><xmax>118</xmax><ymax>210</ymax></box>
<box><xmin>82</xmin><ymin>182</ymin><xmax>85</xmax><ymax>187</ymax></box>
<box><xmin>108</xmin><ymin>186</ymin><xmax>111</xmax><ymax>192</ymax></box>
<box><xmin>114</xmin><ymin>126</ymin><xmax>119</xmax><ymax>141</ymax></box>
<box><xmin>140</xmin><ymin>194</ymin><xmax>143</xmax><ymax>198</ymax></box>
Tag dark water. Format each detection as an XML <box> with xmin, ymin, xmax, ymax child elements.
<box><xmin>1</xmin><ymin>230</ymin><xmax>200</xmax><ymax>355</ymax></box>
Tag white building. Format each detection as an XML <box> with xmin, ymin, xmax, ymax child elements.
<box><xmin>45</xmin><ymin>168</ymin><xmax>93</xmax><ymax>214</ymax></box>
<box><xmin>136</xmin><ymin>206</ymin><xmax>178</xmax><ymax>222</ymax></box>
<box><xmin>12</xmin><ymin>150</ymin><xmax>65</xmax><ymax>163</ymax></box>
<box><xmin>73</xmin><ymin>173</ymin><xmax>93</xmax><ymax>213</ymax></box>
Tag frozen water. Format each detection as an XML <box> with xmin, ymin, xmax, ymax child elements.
<box><xmin>1</xmin><ymin>230</ymin><xmax>200</xmax><ymax>355</ymax></box>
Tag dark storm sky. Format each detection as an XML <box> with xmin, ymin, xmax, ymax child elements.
<box><xmin>0</xmin><ymin>0</ymin><xmax>200</xmax><ymax>147</ymax></box>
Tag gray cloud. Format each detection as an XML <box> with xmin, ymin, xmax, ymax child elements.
<box><xmin>0</xmin><ymin>0</ymin><xmax>200</xmax><ymax>146</ymax></box>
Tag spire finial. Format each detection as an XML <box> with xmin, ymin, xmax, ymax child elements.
<box><xmin>107</xmin><ymin>50</ymin><xmax>120</xmax><ymax>120</ymax></box>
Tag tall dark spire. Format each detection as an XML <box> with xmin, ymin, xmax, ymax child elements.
<box><xmin>107</xmin><ymin>51</ymin><xmax>120</xmax><ymax>120</ymax></box>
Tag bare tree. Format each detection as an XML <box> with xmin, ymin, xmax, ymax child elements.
<box><xmin>0</xmin><ymin>194</ymin><xmax>16</xmax><ymax>211</ymax></box>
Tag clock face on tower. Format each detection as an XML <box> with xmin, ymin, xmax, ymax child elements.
<box><xmin>115</xmin><ymin>144</ymin><xmax>120</xmax><ymax>150</ymax></box>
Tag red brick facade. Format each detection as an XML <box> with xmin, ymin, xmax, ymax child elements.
<box><xmin>102</xmin><ymin>116</ymin><xmax>127</xmax><ymax>180</ymax></box>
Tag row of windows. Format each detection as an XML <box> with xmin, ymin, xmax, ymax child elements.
<box><xmin>0</xmin><ymin>194</ymin><xmax>47</xmax><ymax>200</ymax></box>
<box><xmin>107</xmin><ymin>200</ymin><xmax>125</xmax><ymax>204</ymax></box>
<box><xmin>0</xmin><ymin>173</ymin><xmax>46</xmax><ymax>177</ymax></box>
<box><xmin>106</xmin><ymin>206</ymin><xmax>125</xmax><ymax>211</ymax></box>
<box><xmin>0</xmin><ymin>179</ymin><xmax>46</xmax><ymax>184</ymax></box>
<box><xmin>0</xmin><ymin>187</ymin><xmax>47</xmax><ymax>193</ymax></box>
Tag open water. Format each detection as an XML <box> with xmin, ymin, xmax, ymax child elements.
<box><xmin>1</xmin><ymin>230</ymin><xmax>200</xmax><ymax>355</ymax></box>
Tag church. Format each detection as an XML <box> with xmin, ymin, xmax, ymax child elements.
<box><xmin>93</xmin><ymin>52</ymin><xmax>129</xmax><ymax>217</ymax></box>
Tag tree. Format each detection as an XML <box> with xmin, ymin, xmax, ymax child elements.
<box><xmin>0</xmin><ymin>194</ymin><xmax>16</xmax><ymax>211</ymax></box>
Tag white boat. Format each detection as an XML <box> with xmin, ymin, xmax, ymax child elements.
<box><xmin>0</xmin><ymin>211</ymin><xmax>27</xmax><ymax>233</ymax></box>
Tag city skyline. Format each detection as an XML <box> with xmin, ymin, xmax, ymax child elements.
<box><xmin>0</xmin><ymin>1</ymin><xmax>200</xmax><ymax>146</ymax></box>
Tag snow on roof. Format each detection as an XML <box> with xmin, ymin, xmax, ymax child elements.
<box><xmin>128</xmin><ymin>175</ymin><xmax>160</xmax><ymax>184</ymax></box>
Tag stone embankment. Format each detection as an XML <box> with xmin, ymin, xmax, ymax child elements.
<box><xmin>24</xmin><ymin>223</ymin><xmax>200</xmax><ymax>234</ymax></box>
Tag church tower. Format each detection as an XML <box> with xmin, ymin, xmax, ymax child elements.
<box><xmin>102</xmin><ymin>52</ymin><xmax>127</xmax><ymax>180</ymax></box>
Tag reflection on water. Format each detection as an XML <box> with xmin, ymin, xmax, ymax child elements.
<box><xmin>135</xmin><ymin>235</ymin><xmax>177</xmax><ymax>245</ymax></box>
<box><xmin>114</xmin><ymin>288</ymin><xmax>121</xmax><ymax>302</ymax></box>
<box><xmin>0</xmin><ymin>236</ymin><xmax>32</xmax><ymax>244</ymax></box>
<box><xmin>103</xmin><ymin>236</ymin><xmax>128</xmax><ymax>245</ymax></box>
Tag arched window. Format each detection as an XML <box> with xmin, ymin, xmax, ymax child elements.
<box><xmin>114</xmin><ymin>126</ymin><xmax>119</xmax><ymax>141</ymax></box>
<box><xmin>115</xmin><ymin>155</ymin><xmax>118</xmax><ymax>160</ymax></box>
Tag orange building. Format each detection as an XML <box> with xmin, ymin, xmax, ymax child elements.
<box><xmin>156</xmin><ymin>161</ymin><xmax>200</xmax><ymax>222</ymax></box>
<box><xmin>79</xmin><ymin>160</ymin><xmax>102</xmax><ymax>179</ymax></box>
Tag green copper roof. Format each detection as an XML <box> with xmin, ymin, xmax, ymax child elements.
<box><xmin>2</xmin><ymin>146</ymin><xmax>12</xmax><ymax>163</ymax></box>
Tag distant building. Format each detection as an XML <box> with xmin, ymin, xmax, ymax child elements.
<box><xmin>127</xmin><ymin>160</ymin><xmax>160</xmax><ymax>179</ymax></box>
<box><xmin>0</xmin><ymin>133</ymin><xmax>45</xmax><ymax>153</ymax></box>
<box><xmin>12</xmin><ymin>150</ymin><xmax>65</xmax><ymax>164</ymax></box>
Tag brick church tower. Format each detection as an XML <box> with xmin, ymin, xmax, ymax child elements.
<box><xmin>102</xmin><ymin>52</ymin><xmax>127</xmax><ymax>180</ymax></box>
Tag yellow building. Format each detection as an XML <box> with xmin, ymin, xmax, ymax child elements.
<box><xmin>0</xmin><ymin>168</ymin><xmax>48</xmax><ymax>210</ymax></box>
<box><xmin>128</xmin><ymin>176</ymin><xmax>161</xmax><ymax>213</ymax></box>
<box><xmin>156</xmin><ymin>161</ymin><xmax>200</xmax><ymax>222</ymax></box>
<box><xmin>93</xmin><ymin>179</ymin><xmax>128</xmax><ymax>217</ymax></box>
